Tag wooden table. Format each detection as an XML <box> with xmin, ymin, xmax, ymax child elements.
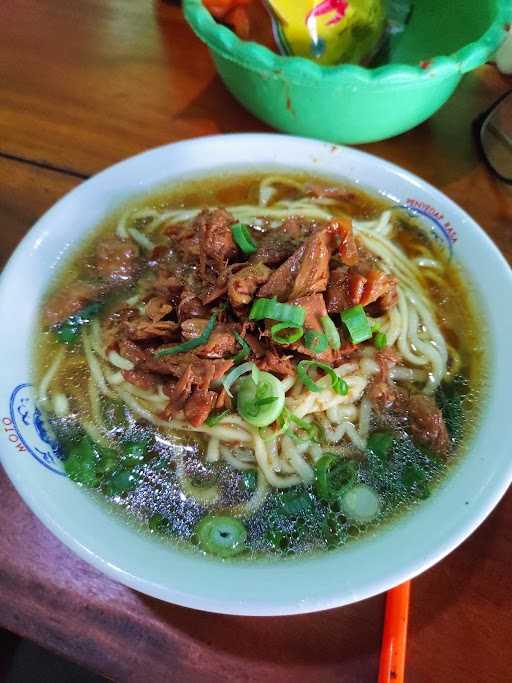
<box><xmin>1</xmin><ymin>2</ymin><xmax>511</xmax><ymax>681</ymax></box>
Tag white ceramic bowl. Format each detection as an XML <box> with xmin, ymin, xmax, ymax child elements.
<box><xmin>1</xmin><ymin>134</ymin><xmax>511</xmax><ymax>616</ymax></box>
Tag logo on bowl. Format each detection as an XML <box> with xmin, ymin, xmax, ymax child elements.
<box><xmin>396</xmin><ymin>199</ymin><xmax>459</xmax><ymax>257</ymax></box>
<box><xmin>7</xmin><ymin>383</ymin><xmax>64</xmax><ymax>475</ymax></box>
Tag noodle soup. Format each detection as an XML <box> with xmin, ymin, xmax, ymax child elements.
<box><xmin>35</xmin><ymin>173</ymin><xmax>485</xmax><ymax>559</ymax></box>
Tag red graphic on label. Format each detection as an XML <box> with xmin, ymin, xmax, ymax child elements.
<box><xmin>2</xmin><ymin>416</ymin><xmax>26</xmax><ymax>452</ymax></box>
<box><xmin>306</xmin><ymin>0</ymin><xmax>349</xmax><ymax>26</ymax></box>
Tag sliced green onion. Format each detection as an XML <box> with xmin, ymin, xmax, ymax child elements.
<box><xmin>155</xmin><ymin>313</ymin><xmax>217</xmax><ymax>357</ymax></box>
<box><xmin>271</xmin><ymin>322</ymin><xmax>304</xmax><ymax>344</ymax></box>
<box><xmin>195</xmin><ymin>515</ymin><xmax>247</xmax><ymax>557</ymax></box>
<box><xmin>255</xmin><ymin>396</ymin><xmax>278</xmax><ymax>407</ymax></box>
<box><xmin>374</xmin><ymin>331</ymin><xmax>388</xmax><ymax>349</ymax></box>
<box><xmin>289</xmin><ymin>413</ymin><xmax>315</xmax><ymax>432</ymax></box>
<box><xmin>278</xmin><ymin>489</ymin><xmax>314</xmax><ymax>517</ymax></box>
<box><xmin>340</xmin><ymin>305</ymin><xmax>372</xmax><ymax>344</ymax></box>
<box><xmin>315</xmin><ymin>454</ymin><xmax>358</xmax><ymax>502</ymax></box>
<box><xmin>148</xmin><ymin>513</ymin><xmax>169</xmax><ymax>533</ymax></box>
<box><xmin>106</xmin><ymin>469</ymin><xmax>138</xmax><ymax>495</ymax></box>
<box><xmin>303</xmin><ymin>330</ymin><xmax>328</xmax><ymax>353</ymax></box>
<box><xmin>232</xmin><ymin>331</ymin><xmax>251</xmax><ymax>364</ymax></box>
<box><xmin>121</xmin><ymin>440</ymin><xmax>146</xmax><ymax>467</ymax></box>
<box><xmin>340</xmin><ymin>484</ymin><xmax>381</xmax><ymax>522</ymax></box>
<box><xmin>283</xmin><ymin>408</ymin><xmax>325</xmax><ymax>443</ymax></box>
<box><xmin>245</xmin><ymin>394</ymin><xmax>277</xmax><ymax>418</ymax></box>
<box><xmin>296</xmin><ymin>361</ymin><xmax>322</xmax><ymax>393</ymax></box>
<box><xmin>95</xmin><ymin>446</ymin><xmax>118</xmax><ymax>477</ymax></box>
<box><xmin>249</xmin><ymin>298</ymin><xmax>305</xmax><ymax>326</ymax></box>
<box><xmin>321</xmin><ymin>315</ymin><xmax>341</xmax><ymax>350</ymax></box>
<box><xmin>55</xmin><ymin>322</ymin><xmax>81</xmax><ymax>344</ymax></box>
<box><xmin>237</xmin><ymin>371</ymin><xmax>285</xmax><ymax>427</ymax></box>
<box><xmin>277</xmin><ymin>408</ymin><xmax>291</xmax><ymax>431</ymax></box>
<box><xmin>222</xmin><ymin>361</ymin><xmax>254</xmax><ymax>398</ymax></box>
<box><xmin>288</xmin><ymin>414</ymin><xmax>323</xmax><ymax>444</ymax></box>
<box><xmin>296</xmin><ymin>360</ymin><xmax>349</xmax><ymax>396</ymax></box>
<box><xmin>251</xmin><ymin>363</ymin><xmax>261</xmax><ymax>385</ymax></box>
<box><xmin>55</xmin><ymin>302</ymin><xmax>103</xmax><ymax>344</ymax></box>
<box><xmin>335</xmin><ymin>377</ymin><xmax>349</xmax><ymax>395</ymax></box>
<box><xmin>266</xmin><ymin>528</ymin><xmax>288</xmax><ymax>550</ymax></box>
<box><xmin>77</xmin><ymin>301</ymin><xmax>103</xmax><ymax>319</ymax></box>
<box><xmin>231</xmin><ymin>222</ymin><xmax>257</xmax><ymax>254</ymax></box>
<box><xmin>258</xmin><ymin>407</ymin><xmax>291</xmax><ymax>442</ymax></box>
<box><xmin>402</xmin><ymin>464</ymin><xmax>431</xmax><ymax>499</ymax></box>
<box><xmin>64</xmin><ymin>437</ymin><xmax>98</xmax><ymax>487</ymax></box>
<box><xmin>367</xmin><ymin>431</ymin><xmax>394</xmax><ymax>461</ymax></box>
<box><xmin>205</xmin><ymin>409</ymin><xmax>230</xmax><ymax>427</ymax></box>
<box><xmin>321</xmin><ymin>511</ymin><xmax>346</xmax><ymax>548</ymax></box>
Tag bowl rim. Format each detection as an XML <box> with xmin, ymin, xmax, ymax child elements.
<box><xmin>183</xmin><ymin>0</ymin><xmax>512</xmax><ymax>85</ymax></box>
<box><xmin>1</xmin><ymin>133</ymin><xmax>512</xmax><ymax>616</ymax></box>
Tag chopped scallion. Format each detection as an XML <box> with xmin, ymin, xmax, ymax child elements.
<box><xmin>288</xmin><ymin>413</ymin><xmax>323</xmax><ymax>444</ymax></box>
<box><xmin>303</xmin><ymin>330</ymin><xmax>328</xmax><ymax>354</ymax></box>
<box><xmin>367</xmin><ymin>431</ymin><xmax>394</xmax><ymax>461</ymax></box>
<box><xmin>222</xmin><ymin>362</ymin><xmax>254</xmax><ymax>398</ymax></box>
<box><xmin>296</xmin><ymin>360</ymin><xmax>349</xmax><ymax>396</ymax></box>
<box><xmin>320</xmin><ymin>315</ymin><xmax>341</xmax><ymax>350</ymax></box>
<box><xmin>255</xmin><ymin>396</ymin><xmax>278</xmax><ymax>407</ymax></box>
<box><xmin>205</xmin><ymin>410</ymin><xmax>230</xmax><ymax>427</ymax></box>
<box><xmin>232</xmin><ymin>331</ymin><xmax>251</xmax><ymax>363</ymax></box>
<box><xmin>195</xmin><ymin>515</ymin><xmax>247</xmax><ymax>557</ymax></box>
<box><xmin>155</xmin><ymin>313</ymin><xmax>217</xmax><ymax>357</ymax></box>
<box><xmin>231</xmin><ymin>223</ymin><xmax>257</xmax><ymax>254</ymax></box>
<box><xmin>251</xmin><ymin>363</ymin><xmax>261</xmax><ymax>385</ymax></box>
<box><xmin>314</xmin><ymin>454</ymin><xmax>358</xmax><ymax>501</ymax></box>
<box><xmin>374</xmin><ymin>331</ymin><xmax>388</xmax><ymax>349</ymax></box>
<box><xmin>249</xmin><ymin>298</ymin><xmax>305</xmax><ymax>327</ymax></box>
<box><xmin>271</xmin><ymin>322</ymin><xmax>304</xmax><ymax>344</ymax></box>
<box><xmin>258</xmin><ymin>407</ymin><xmax>291</xmax><ymax>441</ymax></box>
<box><xmin>236</xmin><ymin>371</ymin><xmax>285</xmax><ymax>427</ymax></box>
<box><xmin>340</xmin><ymin>305</ymin><xmax>372</xmax><ymax>344</ymax></box>
<box><xmin>55</xmin><ymin>302</ymin><xmax>103</xmax><ymax>344</ymax></box>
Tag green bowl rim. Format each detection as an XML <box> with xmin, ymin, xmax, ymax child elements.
<box><xmin>183</xmin><ymin>0</ymin><xmax>512</xmax><ymax>86</ymax></box>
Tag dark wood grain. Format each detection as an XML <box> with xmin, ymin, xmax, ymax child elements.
<box><xmin>0</xmin><ymin>0</ymin><xmax>268</xmax><ymax>177</ymax></box>
<box><xmin>0</xmin><ymin>0</ymin><xmax>511</xmax><ymax>681</ymax></box>
<box><xmin>0</xmin><ymin>157</ymin><xmax>81</xmax><ymax>268</ymax></box>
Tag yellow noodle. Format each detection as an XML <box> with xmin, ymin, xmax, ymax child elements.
<box><xmin>90</xmin><ymin>319</ymin><xmax>107</xmax><ymax>360</ymax></box>
<box><xmin>251</xmin><ymin>429</ymin><xmax>301</xmax><ymax>489</ymax></box>
<box><xmin>118</xmin><ymin>381</ymin><xmax>168</xmax><ymax>404</ymax></box>
<box><xmin>281</xmin><ymin>436</ymin><xmax>315</xmax><ymax>483</ymax></box>
<box><xmin>108</xmin><ymin>350</ymin><xmax>134</xmax><ymax>371</ymax></box>
<box><xmin>115</xmin><ymin>387</ymin><xmax>252</xmax><ymax>442</ymax></box>
<box><xmin>228</xmin><ymin>468</ymin><xmax>269</xmax><ymax>517</ymax></box>
<box><xmin>88</xmin><ymin>376</ymin><xmax>104</xmax><ymax>430</ymax></box>
<box><xmin>82</xmin><ymin>329</ymin><xmax>112</xmax><ymax>397</ymax></box>
<box><xmin>220</xmin><ymin>445</ymin><xmax>256</xmax><ymax>471</ymax></box>
<box><xmin>86</xmin><ymin>183</ymin><xmax>453</xmax><ymax>493</ymax></box>
<box><xmin>206</xmin><ymin>437</ymin><xmax>220</xmax><ymax>463</ymax></box>
<box><xmin>38</xmin><ymin>347</ymin><xmax>66</xmax><ymax>402</ymax></box>
<box><xmin>175</xmin><ymin>451</ymin><xmax>220</xmax><ymax>505</ymax></box>
<box><xmin>127</xmin><ymin>227</ymin><xmax>155</xmax><ymax>251</ymax></box>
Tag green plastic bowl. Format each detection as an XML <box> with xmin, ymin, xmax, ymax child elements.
<box><xmin>184</xmin><ymin>0</ymin><xmax>511</xmax><ymax>144</ymax></box>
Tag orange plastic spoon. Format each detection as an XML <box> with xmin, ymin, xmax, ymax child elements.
<box><xmin>378</xmin><ymin>581</ymin><xmax>411</xmax><ymax>683</ymax></box>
